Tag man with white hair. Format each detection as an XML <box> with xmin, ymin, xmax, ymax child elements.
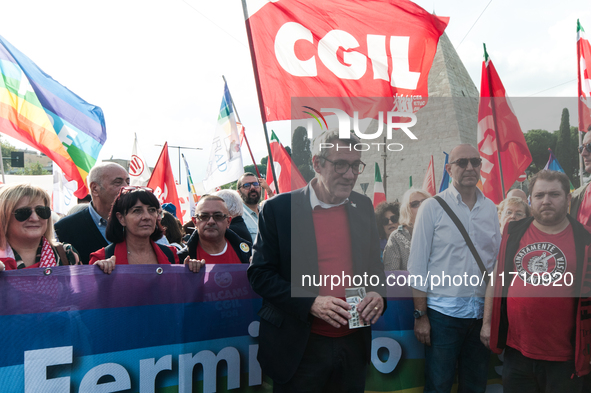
<box><xmin>214</xmin><ymin>189</ymin><xmax>251</xmax><ymax>242</ymax></box>
<box><xmin>54</xmin><ymin>162</ymin><xmax>130</xmax><ymax>264</ymax></box>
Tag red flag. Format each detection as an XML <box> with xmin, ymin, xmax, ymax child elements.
<box><xmin>265</xmin><ymin>131</ymin><xmax>307</xmax><ymax>196</ymax></box>
<box><xmin>422</xmin><ymin>155</ymin><xmax>436</xmax><ymax>196</ymax></box>
<box><xmin>147</xmin><ymin>142</ymin><xmax>182</xmax><ymax>224</ymax></box>
<box><xmin>477</xmin><ymin>45</ymin><xmax>532</xmax><ymax>205</ymax></box>
<box><xmin>578</xmin><ymin>20</ymin><xmax>591</xmax><ymax>132</ymax></box>
<box><xmin>373</xmin><ymin>163</ymin><xmax>386</xmax><ymax>208</ymax></box>
<box><xmin>243</xmin><ymin>0</ymin><xmax>448</xmax><ymax>122</ymax></box>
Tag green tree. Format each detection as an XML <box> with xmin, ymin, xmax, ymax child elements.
<box><xmin>0</xmin><ymin>136</ymin><xmax>16</xmax><ymax>172</ymax></box>
<box><xmin>261</xmin><ymin>156</ymin><xmax>268</xmax><ymax>167</ymax></box>
<box><xmin>243</xmin><ymin>164</ymin><xmax>266</xmax><ymax>176</ymax></box>
<box><xmin>16</xmin><ymin>162</ymin><xmax>49</xmax><ymax>175</ymax></box>
<box><xmin>524</xmin><ymin>129</ymin><xmax>557</xmax><ymax>171</ymax></box>
<box><xmin>554</xmin><ymin>108</ymin><xmax>574</xmax><ymax>182</ymax></box>
<box><xmin>291</xmin><ymin>126</ymin><xmax>315</xmax><ymax>182</ymax></box>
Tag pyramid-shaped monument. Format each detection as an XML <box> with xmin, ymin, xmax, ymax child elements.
<box><xmin>354</xmin><ymin>32</ymin><xmax>479</xmax><ymax>201</ymax></box>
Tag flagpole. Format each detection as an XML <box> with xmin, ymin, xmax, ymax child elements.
<box><xmin>577</xmin><ymin>20</ymin><xmax>585</xmax><ymax>185</ymax></box>
<box><xmin>0</xmin><ymin>145</ymin><xmax>5</xmax><ymax>184</ymax></box>
<box><xmin>240</xmin><ymin>0</ymin><xmax>280</xmax><ymax>193</ymax></box>
<box><xmin>484</xmin><ymin>44</ymin><xmax>506</xmax><ymax>199</ymax></box>
<box><xmin>222</xmin><ymin>75</ymin><xmax>262</xmax><ymax>178</ymax></box>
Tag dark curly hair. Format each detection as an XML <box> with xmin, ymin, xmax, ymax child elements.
<box><xmin>105</xmin><ymin>189</ymin><xmax>163</xmax><ymax>243</ymax></box>
<box><xmin>374</xmin><ymin>201</ymin><xmax>400</xmax><ymax>239</ymax></box>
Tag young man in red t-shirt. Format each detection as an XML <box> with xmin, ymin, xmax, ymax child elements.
<box><xmin>482</xmin><ymin>170</ymin><xmax>591</xmax><ymax>392</ymax></box>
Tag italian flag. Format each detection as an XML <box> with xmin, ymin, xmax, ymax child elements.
<box><xmin>373</xmin><ymin>163</ymin><xmax>386</xmax><ymax>207</ymax></box>
<box><xmin>578</xmin><ymin>19</ymin><xmax>591</xmax><ymax>132</ymax></box>
<box><xmin>265</xmin><ymin>131</ymin><xmax>307</xmax><ymax>196</ymax></box>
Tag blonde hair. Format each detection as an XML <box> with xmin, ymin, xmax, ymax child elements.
<box><xmin>497</xmin><ymin>197</ymin><xmax>531</xmax><ymax>218</ymax></box>
<box><xmin>0</xmin><ymin>183</ymin><xmax>54</xmax><ymax>249</ymax></box>
<box><xmin>399</xmin><ymin>188</ymin><xmax>432</xmax><ymax>227</ymax></box>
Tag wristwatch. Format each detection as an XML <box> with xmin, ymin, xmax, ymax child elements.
<box><xmin>413</xmin><ymin>309</ymin><xmax>426</xmax><ymax>319</ymax></box>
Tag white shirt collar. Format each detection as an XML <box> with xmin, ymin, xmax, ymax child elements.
<box><xmin>447</xmin><ymin>183</ymin><xmax>484</xmax><ymax>206</ymax></box>
<box><xmin>309</xmin><ymin>178</ymin><xmax>349</xmax><ymax>209</ymax></box>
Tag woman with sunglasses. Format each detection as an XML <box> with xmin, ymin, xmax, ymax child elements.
<box><xmin>89</xmin><ymin>187</ymin><xmax>189</xmax><ymax>273</ymax></box>
<box><xmin>0</xmin><ymin>183</ymin><xmax>79</xmax><ymax>271</ymax></box>
<box><xmin>374</xmin><ymin>202</ymin><xmax>400</xmax><ymax>255</ymax></box>
<box><xmin>383</xmin><ymin>188</ymin><xmax>431</xmax><ymax>271</ymax></box>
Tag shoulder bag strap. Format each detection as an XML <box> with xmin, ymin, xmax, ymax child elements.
<box><xmin>434</xmin><ymin>196</ymin><xmax>489</xmax><ymax>280</ymax></box>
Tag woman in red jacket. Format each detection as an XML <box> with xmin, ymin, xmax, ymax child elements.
<box><xmin>89</xmin><ymin>187</ymin><xmax>186</xmax><ymax>273</ymax></box>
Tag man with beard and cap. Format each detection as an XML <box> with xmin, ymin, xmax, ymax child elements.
<box><xmin>237</xmin><ymin>172</ymin><xmax>273</xmax><ymax>243</ymax></box>
<box><xmin>482</xmin><ymin>170</ymin><xmax>591</xmax><ymax>392</ymax></box>
<box><xmin>179</xmin><ymin>195</ymin><xmax>251</xmax><ymax>266</ymax></box>
<box><xmin>408</xmin><ymin>144</ymin><xmax>501</xmax><ymax>393</ymax></box>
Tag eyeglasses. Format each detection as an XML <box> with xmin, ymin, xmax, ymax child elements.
<box><xmin>410</xmin><ymin>199</ymin><xmax>425</xmax><ymax>209</ymax></box>
<box><xmin>449</xmin><ymin>157</ymin><xmax>482</xmax><ymax>168</ymax></box>
<box><xmin>578</xmin><ymin>143</ymin><xmax>591</xmax><ymax>154</ymax></box>
<box><xmin>322</xmin><ymin>158</ymin><xmax>366</xmax><ymax>174</ymax></box>
<box><xmin>240</xmin><ymin>182</ymin><xmax>260</xmax><ymax>189</ymax></box>
<box><xmin>195</xmin><ymin>213</ymin><xmax>228</xmax><ymax>222</ymax></box>
<box><xmin>381</xmin><ymin>216</ymin><xmax>398</xmax><ymax>226</ymax></box>
<box><xmin>13</xmin><ymin>205</ymin><xmax>52</xmax><ymax>222</ymax></box>
<box><xmin>503</xmin><ymin>209</ymin><xmax>526</xmax><ymax>219</ymax></box>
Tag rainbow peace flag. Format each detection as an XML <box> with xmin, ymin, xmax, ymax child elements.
<box><xmin>544</xmin><ymin>148</ymin><xmax>575</xmax><ymax>192</ymax></box>
<box><xmin>0</xmin><ymin>35</ymin><xmax>106</xmax><ymax>197</ymax></box>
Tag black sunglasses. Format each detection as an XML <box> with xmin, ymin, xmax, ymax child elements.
<box><xmin>240</xmin><ymin>182</ymin><xmax>260</xmax><ymax>189</ymax></box>
<box><xmin>195</xmin><ymin>213</ymin><xmax>228</xmax><ymax>222</ymax></box>
<box><xmin>449</xmin><ymin>157</ymin><xmax>482</xmax><ymax>168</ymax></box>
<box><xmin>578</xmin><ymin>143</ymin><xmax>591</xmax><ymax>154</ymax></box>
<box><xmin>13</xmin><ymin>205</ymin><xmax>52</xmax><ymax>222</ymax></box>
<box><xmin>381</xmin><ymin>216</ymin><xmax>398</xmax><ymax>226</ymax></box>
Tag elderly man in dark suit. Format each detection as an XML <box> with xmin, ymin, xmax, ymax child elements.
<box><xmin>248</xmin><ymin>130</ymin><xmax>386</xmax><ymax>393</ymax></box>
<box><xmin>54</xmin><ymin>162</ymin><xmax>130</xmax><ymax>264</ymax></box>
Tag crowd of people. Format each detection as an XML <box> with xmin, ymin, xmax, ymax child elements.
<box><xmin>1</xmin><ymin>130</ymin><xmax>591</xmax><ymax>393</ymax></box>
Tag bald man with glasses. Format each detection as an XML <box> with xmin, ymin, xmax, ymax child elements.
<box><xmin>408</xmin><ymin>144</ymin><xmax>501</xmax><ymax>393</ymax></box>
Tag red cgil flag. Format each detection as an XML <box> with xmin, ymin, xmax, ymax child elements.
<box><xmin>422</xmin><ymin>155</ymin><xmax>436</xmax><ymax>196</ymax></box>
<box><xmin>477</xmin><ymin>44</ymin><xmax>532</xmax><ymax>204</ymax></box>
<box><xmin>578</xmin><ymin>20</ymin><xmax>591</xmax><ymax>132</ymax></box>
<box><xmin>242</xmin><ymin>0</ymin><xmax>448</xmax><ymax>122</ymax></box>
<box><xmin>147</xmin><ymin>142</ymin><xmax>182</xmax><ymax>223</ymax></box>
<box><xmin>265</xmin><ymin>131</ymin><xmax>307</xmax><ymax>197</ymax></box>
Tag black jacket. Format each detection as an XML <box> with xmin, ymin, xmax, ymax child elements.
<box><xmin>179</xmin><ymin>228</ymin><xmax>252</xmax><ymax>264</ymax></box>
<box><xmin>247</xmin><ymin>185</ymin><xmax>387</xmax><ymax>384</ymax></box>
<box><xmin>54</xmin><ymin>206</ymin><xmax>108</xmax><ymax>265</ymax></box>
<box><xmin>229</xmin><ymin>216</ymin><xmax>252</xmax><ymax>244</ymax></box>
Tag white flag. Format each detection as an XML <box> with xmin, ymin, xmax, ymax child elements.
<box><xmin>202</xmin><ymin>82</ymin><xmax>244</xmax><ymax>191</ymax></box>
<box><xmin>52</xmin><ymin>162</ymin><xmax>78</xmax><ymax>215</ymax></box>
<box><xmin>129</xmin><ymin>133</ymin><xmax>152</xmax><ymax>186</ymax></box>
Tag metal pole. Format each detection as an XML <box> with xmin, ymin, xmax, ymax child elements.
<box><xmin>382</xmin><ymin>135</ymin><xmax>387</xmax><ymax>199</ymax></box>
<box><xmin>240</xmin><ymin>0</ymin><xmax>280</xmax><ymax>193</ymax></box>
<box><xmin>579</xmin><ymin>131</ymin><xmax>584</xmax><ymax>185</ymax></box>
<box><xmin>223</xmin><ymin>75</ymin><xmax>261</xmax><ymax>178</ymax></box>
<box><xmin>155</xmin><ymin>144</ymin><xmax>202</xmax><ymax>185</ymax></box>
<box><xmin>485</xmin><ymin>44</ymin><xmax>506</xmax><ymax>199</ymax></box>
<box><xmin>0</xmin><ymin>145</ymin><xmax>5</xmax><ymax>184</ymax></box>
